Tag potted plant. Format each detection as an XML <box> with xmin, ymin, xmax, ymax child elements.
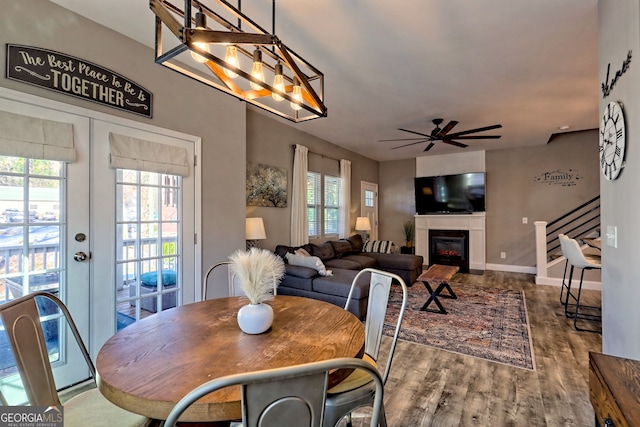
<box><xmin>403</xmin><ymin>220</ymin><xmax>415</xmax><ymax>248</ymax></box>
<box><xmin>229</xmin><ymin>247</ymin><xmax>285</xmax><ymax>334</ymax></box>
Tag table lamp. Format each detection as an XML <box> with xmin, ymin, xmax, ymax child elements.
<box><xmin>355</xmin><ymin>217</ymin><xmax>371</xmax><ymax>240</ymax></box>
<box><xmin>246</xmin><ymin>217</ymin><xmax>266</xmax><ymax>250</ymax></box>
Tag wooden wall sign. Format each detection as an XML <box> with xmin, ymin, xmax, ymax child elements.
<box><xmin>6</xmin><ymin>44</ymin><xmax>152</xmax><ymax>118</ymax></box>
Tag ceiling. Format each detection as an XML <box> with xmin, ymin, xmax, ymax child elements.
<box><xmin>50</xmin><ymin>0</ymin><xmax>600</xmax><ymax>162</ymax></box>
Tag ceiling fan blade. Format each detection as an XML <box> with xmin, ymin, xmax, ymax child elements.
<box><xmin>442</xmin><ymin>139</ymin><xmax>468</xmax><ymax>148</ymax></box>
<box><xmin>378</xmin><ymin>137</ymin><xmax>429</xmax><ymax>142</ymax></box>
<box><xmin>398</xmin><ymin>128</ymin><xmax>433</xmax><ymax>139</ymax></box>
<box><xmin>438</xmin><ymin>120</ymin><xmax>459</xmax><ymax>137</ymax></box>
<box><xmin>423</xmin><ymin>142</ymin><xmax>436</xmax><ymax>152</ymax></box>
<box><xmin>452</xmin><ymin>135</ymin><xmax>502</xmax><ymax>140</ymax></box>
<box><xmin>392</xmin><ymin>140</ymin><xmax>429</xmax><ymax>149</ymax></box>
<box><xmin>447</xmin><ymin>124</ymin><xmax>502</xmax><ymax>138</ymax></box>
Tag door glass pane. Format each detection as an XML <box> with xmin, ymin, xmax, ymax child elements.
<box><xmin>365</xmin><ymin>190</ymin><xmax>375</xmax><ymax>207</ymax></box>
<box><xmin>0</xmin><ymin>156</ymin><xmax>64</xmax><ymax>403</ymax></box>
<box><xmin>115</xmin><ymin>169</ymin><xmax>181</xmax><ymax>329</ymax></box>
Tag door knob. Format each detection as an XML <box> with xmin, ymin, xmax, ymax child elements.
<box><xmin>74</xmin><ymin>251</ymin><xmax>89</xmax><ymax>262</ymax></box>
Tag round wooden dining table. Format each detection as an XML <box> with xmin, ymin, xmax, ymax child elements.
<box><xmin>96</xmin><ymin>295</ymin><xmax>365</xmax><ymax>423</ymax></box>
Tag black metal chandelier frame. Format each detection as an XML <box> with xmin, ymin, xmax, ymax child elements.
<box><xmin>150</xmin><ymin>0</ymin><xmax>327</xmax><ymax>122</ymax></box>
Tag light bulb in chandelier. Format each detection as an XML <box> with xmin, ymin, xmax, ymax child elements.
<box><xmin>290</xmin><ymin>77</ymin><xmax>303</xmax><ymax>111</ymax></box>
<box><xmin>190</xmin><ymin>10</ymin><xmax>210</xmax><ymax>64</ymax></box>
<box><xmin>272</xmin><ymin>62</ymin><xmax>285</xmax><ymax>101</ymax></box>
<box><xmin>223</xmin><ymin>45</ymin><xmax>239</xmax><ymax>78</ymax></box>
<box><xmin>250</xmin><ymin>49</ymin><xmax>265</xmax><ymax>90</ymax></box>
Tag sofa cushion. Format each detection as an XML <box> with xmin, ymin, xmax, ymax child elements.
<box><xmin>284</xmin><ymin>264</ymin><xmax>319</xmax><ymax>279</ymax></box>
<box><xmin>341</xmin><ymin>254</ymin><xmax>377</xmax><ymax>269</ymax></box>
<box><xmin>362</xmin><ymin>240</ymin><xmax>396</xmax><ymax>254</ymax></box>
<box><xmin>330</xmin><ymin>240</ymin><xmax>353</xmax><ymax>258</ymax></box>
<box><xmin>310</xmin><ymin>242</ymin><xmax>335</xmax><ymax>261</ymax></box>
<box><xmin>346</xmin><ymin>234</ymin><xmax>364</xmax><ymax>253</ymax></box>
<box><xmin>286</xmin><ymin>253</ymin><xmax>330</xmax><ymax>276</ymax></box>
<box><xmin>324</xmin><ymin>258</ymin><xmax>362</xmax><ymax>270</ymax></box>
<box><xmin>364</xmin><ymin>252</ymin><xmax>423</xmax><ymax>270</ymax></box>
<box><xmin>311</xmin><ymin>269</ymin><xmax>370</xmax><ymax>300</ymax></box>
<box><xmin>140</xmin><ymin>270</ymin><xmax>176</xmax><ymax>288</ymax></box>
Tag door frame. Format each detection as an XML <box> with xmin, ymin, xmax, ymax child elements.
<box><xmin>0</xmin><ymin>87</ymin><xmax>202</xmax><ymax>358</ymax></box>
<box><xmin>360</xmin><ymin>181</ymin><xmax>378</xmax><ymax>240</ymax></box>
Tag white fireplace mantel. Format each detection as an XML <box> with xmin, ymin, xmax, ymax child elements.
<box><xmin>415</xmin><ymin>213</ymin><xmax>486</xmax><ymax>271</ymax></box>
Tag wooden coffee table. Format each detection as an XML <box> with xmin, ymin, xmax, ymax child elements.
<box><xmin>417</xmin><ymin>264</ymin><xmax>460</xmax><ymax>314</ymax></box>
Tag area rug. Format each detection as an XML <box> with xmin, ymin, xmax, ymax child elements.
<box><xmin>383</xmin><ymin>283</ymin><xmax>535</xmax><ymax>370</ymax></box>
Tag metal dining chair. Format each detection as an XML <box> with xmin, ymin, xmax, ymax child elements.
<box><xmin>0</xmin><ymin>291</ymin><xmax>150</xmax><ymax>427</ymax></box>
<box><xmin>561</xmin><ymin>236</ymin><xmax>602</xmax><ymax>332</ymax></box>
<box><xmin>324</xmin><ymin>268</ymin><xmax>408</xmax><ymax>427</ymax></box>
<box><xmin>163</xmin><ymin>357</ymin><xmax>384</xmax><ymax>427</ymax></box>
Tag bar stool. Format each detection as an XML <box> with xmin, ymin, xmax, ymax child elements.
<box><xmin>562</xmin><ymin>236</ymin><xmax>602</xmax><ymax>332</ymax></box>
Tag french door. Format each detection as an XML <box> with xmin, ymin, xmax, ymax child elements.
<box><xmin>0</xmin><ymin>90</ymin><xmax>198</xmax><ymax>402</ymax></box>
<box><xmin>0</xmin><ymin>98</ymin><xmax>91</xmax><ymax>402</ymax></box>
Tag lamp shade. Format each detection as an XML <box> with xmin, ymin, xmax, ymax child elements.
<box><xmin>355</xmin><ymin>217</ymin><xmax>371</xmax><ymax>232</ymax></box>
<box><xmin>246</xmin><ymin>218</ymin><xmax>267</xmax><ymax>240</ymax></box>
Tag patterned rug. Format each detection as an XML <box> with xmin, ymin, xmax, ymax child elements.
<box><xmin>383</xmin><ymin>283</ymin><xmax>535</xmax><ymax>370</ymax></box>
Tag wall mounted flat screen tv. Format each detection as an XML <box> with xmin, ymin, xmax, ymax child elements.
<box><xmin>414</xmin><ymin>172</ymin><xmax>486</xmax><ymax>214</ymax></box>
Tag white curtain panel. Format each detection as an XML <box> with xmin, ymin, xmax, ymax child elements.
<box><xmin>109</xmin><ymin>132</ymin><xmax>190</xmax><ymax>177</ymax></box>
<box><xmin>290</xmin><ymin>144</ymin><xmax>309</xmax><ymax>246</ymax></box>
<box><xmin>0</xmin><ymin>110</ymin><xmax>75</xmax><ymax>162</ymax></box>
<box><xmin>339</xmin><ymin>159</ymin><xmax>351</xmax><ymax>239</ymax></box>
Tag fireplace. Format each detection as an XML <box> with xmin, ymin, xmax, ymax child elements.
<box><xmin>429</xmin><ymin>229</ymin><xmax>469</xmax><ymax>273</ymax></box>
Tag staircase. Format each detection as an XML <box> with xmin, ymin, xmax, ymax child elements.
<box><xmin>534</xmin><ymin>196</ymin><xmax>601</xmax><ymax>288</ymax></box>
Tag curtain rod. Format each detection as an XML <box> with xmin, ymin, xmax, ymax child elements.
<box><xmin>291</xmin><ymin>144</ymin><xmax>341</xmax><ymax>163</ymax></box>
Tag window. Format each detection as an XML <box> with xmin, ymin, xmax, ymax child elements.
<box><xmin>307</xmin><ymin>172</ymin><xmax>341</xmax><ymax>239</ymax></box>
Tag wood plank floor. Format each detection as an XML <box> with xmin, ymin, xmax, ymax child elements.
<box><xmin>343</xmin><ymin>270</ymin><xmax>602</xmax><ymax>427</ymax></box>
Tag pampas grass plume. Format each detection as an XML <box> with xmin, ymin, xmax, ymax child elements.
<box><xmin>229</xmin><ymin>248</ymin><xmax>285</xmax><ymax>304</ymax></box>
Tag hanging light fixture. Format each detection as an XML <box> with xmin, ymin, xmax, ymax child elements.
<box><xmin>250</xmin><ymin>49</ymin><xmax>265</xmax><ymax>90</ymax></box>
<box><xmin>189</xmin><ymin>7</ymin><xmax>210</xmax><ymax>63</ymax></box>
<box><xmin>223</xmin><ymin>45</ymin><xmax>239</xmax><ymax>78</ymax></box>
<box><xmin>150</xmin><ymin>0</ymin><xmax>327</xmax><ymax>123</ymax></box>
<box><xmin>272</xmin><ymin>61</ymin><xmax>285</xmax><ymax>101</ymax></box>
<box><xmin>290</xmin><ymin>77</ymin><xmax>302</xmax><ymax>111</ymax></box>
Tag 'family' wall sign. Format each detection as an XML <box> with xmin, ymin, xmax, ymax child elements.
<box><xmin>6</xmin><ymin>44</ymin><xmax>152</xmax><ymax>118</ymax></box>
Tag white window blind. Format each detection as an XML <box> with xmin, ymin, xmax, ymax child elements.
<box><xmin>0</xmin><ymin>110</ymin><xmax>75</xmax><ymax>162</ymax></box>
<box><xmin>324</xmin><ymin>175</ymin><xmax>340</xmax><ymax>236</ymax></box>
<box><xmin>109</xmin><ymin>132</ymin><xmax>190</xmax><ymax>177</ymax></box>
<box><xmin>307</xmin><ymin>172</ymin><xmax>321</xmax><ymax>238</ymax></box>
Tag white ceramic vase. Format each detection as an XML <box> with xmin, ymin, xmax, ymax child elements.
<box><xmin>237</xmin><ymin>303</ymin><xmax>273</xmax><ymax>334</ymax></box>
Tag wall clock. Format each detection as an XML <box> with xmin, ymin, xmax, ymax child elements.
<box><xmin>599</xmin><ymin>101</ymin><xmax>626</xmax><ymax>180</ymax></box>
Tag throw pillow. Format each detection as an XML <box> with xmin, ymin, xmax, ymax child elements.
<box><xmin>295</xmin><ymin>248</ymin><xmax>311</xmax><ymax>257</ymax></box>
<box><xmin>330</xmin><ymin>240</ymin><xmax>352</xmax><ymax>258</ymax></box>
<box><xmin>362</xmin><ymin>240</ymin><xmax>396</xmax><ymax>254</ymax></box>
<box><xmin>310</xmin><ymin>242</ymin><xmax>335</xmax><ymax>261</ymax></box>
<box><xmin>285</xmin><ymin>253</ymin><xmax>332</xmax><ymax>276</ymax></box>
<box><xmin>346</xmin><ymin>234</ymin><xmax>364</xmax><ymax>253</ymax></box>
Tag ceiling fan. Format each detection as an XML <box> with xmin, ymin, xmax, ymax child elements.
<box><xmin>380</xmin><ymin>118</ymin><xmax>502</xmax><ymax>151</ymax></box>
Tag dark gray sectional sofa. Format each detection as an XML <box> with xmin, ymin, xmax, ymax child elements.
<box><xmin>274</xmin><ymin>234</ymin><xmax>423</xmax><ymax>320</ymax></box>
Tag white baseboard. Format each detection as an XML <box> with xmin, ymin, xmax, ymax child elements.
<box><xmin>535</xmin><ymin>275</ymin><xmax>602</xmax><ymax>291</ymax></box>
<box><xmin>485</xmin><ymin>263</ymin><xmax>537</xmax><ymax>274</ymax></box>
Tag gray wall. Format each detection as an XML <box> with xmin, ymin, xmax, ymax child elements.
<box><xmin>246</xmin><ymin>110</ymin><xmax>379</xmax><ymax>250</ymax></box>
<box><xmin>1</xmin><ymin>0</ymin><xmax>247</xmax><ymax>289</ymax></box>
<box><xmin>486</xmin><ymin>130</ymin><xmax>599</xmax><ymax>266</ymax></box>
<box><xmin>599</xmin><ymin>0</ymin><xmax>640</xmax><ymax>360</ymax></box>
<box><xmin>379</xmin><ymin>159</ymin><xmax>416</xmax><ymax>245</ymax></box>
